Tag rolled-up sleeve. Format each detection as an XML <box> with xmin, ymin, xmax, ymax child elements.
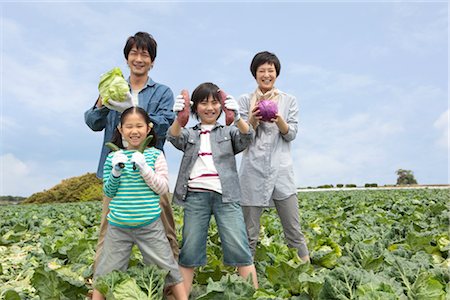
<box><xmin>150</xmin><ymin>88</ymin><xmax>175</xmax><ymax>141</ymax></box>
<box><xmin>231</xmin><ymin>126</ymin><xmax>254</xmax><ymax>154</ymax></box>
<box><xmin>281</xmin><ymin>96</ymin><xmax>298</xmax><ymax>142</ymax></box>
<box><xmin>84</xmin><ymin>105</ymin><xmax>110</xmax><ymax>131</ymax></box>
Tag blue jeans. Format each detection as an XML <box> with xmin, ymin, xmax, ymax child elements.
<box><xmin>179</xmin><ymin>191</ymin><xmax>253</xmax><ymax>267</ymax></box>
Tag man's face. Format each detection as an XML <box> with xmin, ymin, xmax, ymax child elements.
<box><xmin>127</xmin><ymin>45</ymin><xmax>152</xmax><ymax>77</ymax></box>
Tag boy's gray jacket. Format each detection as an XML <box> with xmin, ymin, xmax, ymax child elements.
<box><xmin>167</xmin><ymin>123</ymin><xmax>254</xmax><ymax>205</ymax></box>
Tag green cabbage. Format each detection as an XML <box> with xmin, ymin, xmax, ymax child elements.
<box><xmin>98</xmin><ymin>67</ymin><xmax>129</xmax><ymax>104</ymax></box>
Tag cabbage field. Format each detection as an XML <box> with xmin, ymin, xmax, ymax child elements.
<box><xmin>1</xmin><ymin>189</ymin><xmax>449</xmax><ymax>299</ymax></box>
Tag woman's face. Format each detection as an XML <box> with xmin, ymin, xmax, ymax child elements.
<box><xmin>256</xmin><ymin>62</ymin><xmax>277</xmax><ymax>93</ymax></box>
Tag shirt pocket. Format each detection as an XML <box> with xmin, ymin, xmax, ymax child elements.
<box><xmin>216</xmin><ymin>134</ymin><xmax>233</xmax><ymax>157</ymax></box>
<box><xmin>183</xmin><ymin>136</ymin><xmax>198</xmax><ymax>157</ymax></box>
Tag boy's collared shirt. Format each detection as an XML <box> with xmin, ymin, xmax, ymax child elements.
<box><xmin>168</xmin><ymin>122</ymin><xmax>254</xmax><ymax>205</ymax></box>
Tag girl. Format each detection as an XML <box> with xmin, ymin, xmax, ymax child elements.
<box><xmin>92</xmin><ymin>106</ymin><xmax>187</xmax><ymax>300</ymax></box>
<box><xmin>167</xmin><ymin>82</ymin><xmax>259</xmax><ymax>294</ymax></box>
<box><xmin>237</xmin><ymin>51</ymin><xmax>310</xmax><ymax>262</ymax></box>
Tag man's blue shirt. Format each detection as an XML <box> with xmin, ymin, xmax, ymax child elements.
<box><xmin>85</xmin><ymin>77</ymin><xmax>175</xmax><ymax>178</ymax></box>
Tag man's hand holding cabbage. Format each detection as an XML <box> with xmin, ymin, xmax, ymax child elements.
<box><xmin>98</xmin><ymin>67</ymin><xmax>134</xmax><ymax>113</ymax></box>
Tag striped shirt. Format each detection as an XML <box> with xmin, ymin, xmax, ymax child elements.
<box><xmin>188</xmin><ymin>124</ymin><xmax>222</xmax><ymax>194</ymax></box>
<box><xmin>103</xmin><ymin>147</ymin><xmax>164</xmax><ymax>228</ymax></box>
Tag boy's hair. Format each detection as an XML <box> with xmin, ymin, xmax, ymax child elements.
<box><xmin>110</xmin><ymin>107</ymin><xmax>157</xmax><ymax>150</ymax></box>
<box><xmin>250</xmin><ymin>51</ymin><xmax>281</xmax><ymax>78</ymax></box>
<box><xmin>190</xmin><ymin>82</ymin><xmax>223</xmax><ymax>121</ymax></box>
<box><xmin>123</xmin><ymin>32</ymin><xmax>157</xmax><ymax>62</ymax></box>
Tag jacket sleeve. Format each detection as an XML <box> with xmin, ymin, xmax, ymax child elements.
<box><xmin>149</xmin><ymin>87</ymin><xmax>175</xmax><ymax>141</ymax></box>
<box><xmin>84</xmin><ymin>101</ymin><xmax>111</xmax><ymax>132</ymax></box>
<box><xmin>167</xmin><ymin>128</ymin><xmax>190</xmax><ymax>151</ymax></box>
<box><xmin>230</xmin><ymin>126</ymin><xmax>254</xmax><ymax>154</ymax></box>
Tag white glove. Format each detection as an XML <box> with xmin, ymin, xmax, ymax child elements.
<box><xmin>224</xmin><ymin>95</ymin><xmax>241</xmax><ymax>122</ymax></box>
<box><xmin>111</xmin><ymin>150</ymin><xmax>128</xmax><ymax>177</ymax></box>
<box><xmin>105</xmin><ymin>92</ymin><xmax>134</xmax><ymax>113</ymax></box>
<box><xmin>130</xmin><ymin>152</ymin><xmax>153</xmax><ymax>176</ymax></box>
<box><xmin>172</xmin><ymin>95</ymin><xmax>185</xmax><ymax>113</ymax></box>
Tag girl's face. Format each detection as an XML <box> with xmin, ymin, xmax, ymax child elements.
<box><xmin>118</xmin><ymin>112</ymin><xmax>151</xmax><ymax>150</ymax></box>
<box><xmin>196</xmin><ymin>95</ymin><xmax>222</xmax><ymax>125</ymax></box>
<box><xmin>256</xmin><ymin>62</ymin><xmax>277</xmax><ymax>93</ymax></box>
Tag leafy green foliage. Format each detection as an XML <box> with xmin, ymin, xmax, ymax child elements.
<box><xmin>94</xmin><ymin>265</ymin><xmax>168</xmax><ymax>299</ymax></box>
<box><xmin>1</xmin><ymin>189</ymin><xmax>448</xmax><ymax>299</ymax></box>
<box><xmin>196</xmin><ymin>274</ymin><xmax>255</xmax><ymax>299</ymax></box>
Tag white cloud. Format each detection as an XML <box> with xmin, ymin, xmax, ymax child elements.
<box><xmin>391</xmin><ymin>3</ymin><xmax>448</xmax><ymax>54</ymax></box>
<box><xmin>0</xmin><ymin>153</ymin><xmax>43</xmax><ymax>197</ymax></box>
<box><xmin>37</xmin><ymin>126</ymin><xmax>63</xmax><ymax>137</ymax></box>
<box><xmin>433</xmin><ymin>109</ymin><xmax>449</xmax><ymax>149</ymax></box>
<box><xmin>0</xmin><ymin>153</ymin><xmax>96</xmax><ymax>197</ymax></box>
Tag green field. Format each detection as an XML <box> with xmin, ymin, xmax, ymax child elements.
<box><xmin>1</xmin><ymin>189</ymin><xmax>449</xmax><ymax>299</ymax></box>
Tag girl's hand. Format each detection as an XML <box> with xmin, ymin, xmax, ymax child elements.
<box><xmin>111</xmin><ymin>150</ymin><xmax>128</xmax><ymax>177</ymax></box>
<box><xmin>130</xmin><ymin>152</ymin><xmax>153</xmax><ymax>176</ymax></box>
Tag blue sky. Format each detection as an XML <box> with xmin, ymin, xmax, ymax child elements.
<box><xmin>1</xmin><ymin>1</ymin><xmax>448</xmax><ymax>197</ymax></box>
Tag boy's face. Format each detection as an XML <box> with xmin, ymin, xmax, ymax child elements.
<box><xmin>256</xmin><ymin>62</ymin><xmax>277</xmax><ymax>93</ymax></box>
<box><xmin>196</xmin><ymin>95</ymin><xmax>222</xmax><ymax>125</ymax></box>
<box><xmin>127</xmin><ymin>45</ymin><xmax>153</xmax><ymax>77</ymax></box>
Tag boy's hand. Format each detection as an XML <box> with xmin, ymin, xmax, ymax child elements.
<box><xmin>172</xmin><ymin>95</ymin><xmax>186</xmax><ymax>113</ymax></box>
<box><xmin>111</xmin><ymin>150</ymin><xmax>128</xmax><ymax>177</ymax></box>
<box><xmin>224</xmin><ymin>95</ymin><xmax>241</xmax><ymax>122</ymax></box>
<box><xmin>105</xmin><ymin>92</ymin><xmax>134</xmax><ymax>113</ymax></box>
<box><xmin>130</xmin><ymin>152</ymin><xmax>153</xmax><ymax>176</ymax></box>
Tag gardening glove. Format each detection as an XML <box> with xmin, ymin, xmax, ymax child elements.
<box><xmin>224</xmin><ymin>95</ymin><xmax>241</xmax><ymax>122</ymax></box>
<box><xmin>105</xmin><ymin>92</ymin><xmax>134</xmax><ymax>113</ymax></box>
<box><xmin>172</xmin><ymin>95</ymin><xmax>185</xmax><ymax>113</ymax></box>
<box><xmin>173</xmin><ymin>95</ymin><xmax>193</xmax><ymax>113</ymax></box>
<box><xmin>130</xmin><ymin>152</ymin><xmax>153</xmax><ymax>176</ymax></box>
<box><xmin>111</xmin><ymin>150</ymin><xmax>128</xmax><ymax>177</ymax></box>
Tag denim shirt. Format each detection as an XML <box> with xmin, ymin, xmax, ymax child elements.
<box><xmin>85</xmin><ymin>77</ymin><xmax>175</xmax><ymax>178</ymax></box>
<box><xmin>167</xmin><ymin>122</ymin><xmax>254</xmax><ymax>205</ymax></box>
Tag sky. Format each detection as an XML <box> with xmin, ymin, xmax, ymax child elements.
<box><xmin>1</xmin><ymin>1</ymin><xmax>448</xmax><ymax>197</ymax></box>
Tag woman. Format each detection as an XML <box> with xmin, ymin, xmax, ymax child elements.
<box><xmin>237</xmin><ymin>51</ymin><xmax>310</xmax><ymax>262</ymax></box>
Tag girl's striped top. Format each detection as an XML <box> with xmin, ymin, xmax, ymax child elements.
<box><xmin>188</xmin><ymin>124</ymin><xmax>222</xmax><ymax>194</ymax></box>
<box><xmin>103</xmin><ymin>147</ymin><xmax>163</xmax><ymax>228</ymax></box>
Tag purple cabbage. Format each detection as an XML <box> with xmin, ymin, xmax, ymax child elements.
<box><xmin>257</xmin><ymin>99</ymin><xmax>278</xmax><ymax>121</ymax></box>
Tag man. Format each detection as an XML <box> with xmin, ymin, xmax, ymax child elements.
<box><xmin>85</xmin><ymin>32</ymin><xmax>179</xmax><ymax>271</ymax></box>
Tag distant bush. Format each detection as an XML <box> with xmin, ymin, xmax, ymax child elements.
<box><xmin>336</xmin><ymin>184</ymin><xmax>344</xmax><ymax>188</ymax></box>
<box><xmin>24</xmin><ymin>173</ymin><xmax>102</xmax><ymax>204</ymax></box>
<box><xmin>364</xmin><ymin>183</ymin><xmax>378</xmax><ymax>187</ymax></box>
<box><xmin>345</xmin><ymin>184</ymin><xmax>357</xmax><ymax>188</ymax></box>
<box><xmin>317</xmin><ymin>185</ymin><xmax>334</xmax><ymax>189</ymax></box>
<box><xmin>0</xmin><ymin>196</ymin><xmax>26</xmax><ymax>205</ymax></box>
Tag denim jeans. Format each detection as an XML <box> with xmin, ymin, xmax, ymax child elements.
<box><xmin>179</xmin><ymin>191</ymin><xmax>253</xmax><ymax>267</ymax></box>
